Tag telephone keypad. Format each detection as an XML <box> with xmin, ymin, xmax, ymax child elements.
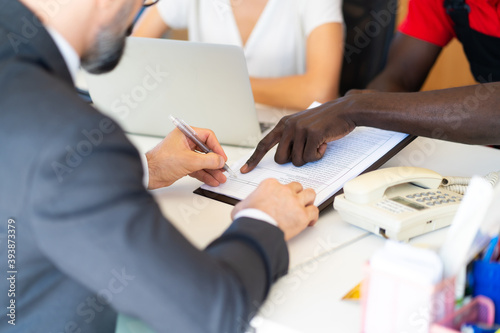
<box><xmin>404</xmin><ymin>190</ymin><xmax>462</xmax><ymax>208</ymax></box>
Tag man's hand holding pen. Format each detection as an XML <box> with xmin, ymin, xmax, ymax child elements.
<box><xmin>146</xmin><ymin>127</ymin><xmax>229</xmax><ymax>189</ymax></box>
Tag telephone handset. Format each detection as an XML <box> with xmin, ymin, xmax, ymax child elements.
<box><xmin>334</xmin><ymin>167</ymin><xmax>463</xmax><ymax>242</ymax></box>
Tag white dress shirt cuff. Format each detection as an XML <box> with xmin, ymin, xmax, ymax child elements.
<box><xmin>140</xmin><ymin>153</ymin><xmax>150</xmax><ymax>189</ymax></box>
<box><xmin>233</xmin><ymin>209</ymin><xmax>278</xmax><ymax>227</ymax></box>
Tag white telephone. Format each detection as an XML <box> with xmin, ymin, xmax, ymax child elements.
<box><xmin>334</xmin><ymin>167</ymin><xmax>464</xmax><ymax>242</ymax></box>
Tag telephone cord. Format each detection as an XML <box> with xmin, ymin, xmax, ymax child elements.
<box><xmin>440</xmin><ymin>171</ymin><xmax>500</xmax><ymax>195</ymax></box>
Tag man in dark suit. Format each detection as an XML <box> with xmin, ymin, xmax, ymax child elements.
<box><xmin>0</xmin><ymin>0</ymin><xmax>319</xmax><ymax>332</ymax></box>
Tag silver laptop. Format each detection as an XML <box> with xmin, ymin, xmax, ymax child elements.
<box><xmin>85</xmin><ymin>37</ymin><xmax>263</xmax><ymax>147</ymax></box>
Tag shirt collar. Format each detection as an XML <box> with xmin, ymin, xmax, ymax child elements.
<box><xmin>45</xmin><ymin>26</ymin><xmax>80</xmax><ymax>84</ymax></box>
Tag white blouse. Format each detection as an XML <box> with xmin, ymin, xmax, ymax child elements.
<box><xmin>156</xmin><ymin>0</ymin><xmax>343</xmax><ymax>78</ymax></box>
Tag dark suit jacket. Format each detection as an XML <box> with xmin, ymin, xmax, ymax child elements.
<box><xmin>0</xmin><ymin>1</ymin><xmax>289</xmax><ymax>332</ymax></box>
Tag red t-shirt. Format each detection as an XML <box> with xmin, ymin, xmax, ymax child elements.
<box><xmin>399</xmin><ymin>0</ymin><xmax>500</xmax><ymax>47</ymax></box>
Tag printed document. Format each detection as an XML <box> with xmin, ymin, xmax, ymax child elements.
<box><xmin>201</xmin><ymin>127</ymin><xmax>409</xmax><ymax>207</ymax></box>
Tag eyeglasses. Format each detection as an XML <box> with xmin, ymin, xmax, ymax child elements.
<box><xmin>143</xmin><ymin>0</ymin><xmax>160</xmax><ymax>7</ymax></box>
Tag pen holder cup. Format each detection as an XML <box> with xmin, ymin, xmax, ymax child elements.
<box><xmin>430</xmin><ymin>295</ymin><xmax>495</xmax><ymax>332</ymax></box>
<box><xmin>472</xmin><ymin>260</ymin><xmax>500</xmax><ymax>324</ymax></box>
<box><xmin>361</xmin><ymin>265</ymin><xmax>456</xmax><ymax>333</ymax></box>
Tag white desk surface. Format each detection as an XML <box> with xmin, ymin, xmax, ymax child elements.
<box><xmin>124</xmin><ymin>134</ymin><xmax>500</xmax><ymax>333</ymax></box>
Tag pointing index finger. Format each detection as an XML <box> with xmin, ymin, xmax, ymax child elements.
<box><xmin>240</xmin><ymin>126</ymin><xmax>283</xmax><ymax>174</ymax></box>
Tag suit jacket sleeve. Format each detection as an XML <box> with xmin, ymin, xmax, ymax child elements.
<box><xmin>27</xmin><ymin>111</ymin><xmax>289</xmax><ymax>333</ymax></box>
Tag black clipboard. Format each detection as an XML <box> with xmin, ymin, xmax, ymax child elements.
<box><xmin>194</xmin><ymin>135</ymin><xmax>416</xmax><ymax>212</ymax></box>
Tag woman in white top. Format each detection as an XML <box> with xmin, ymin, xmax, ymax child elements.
<box><xmin>134</xmin><ymin>0</ymin><xmax>344</xmax><ymax>110</ymax></box>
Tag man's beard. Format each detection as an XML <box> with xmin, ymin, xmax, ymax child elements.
<box><xmin>81</xmin><ymin>6</ymin><xmax>134</xmax><ymax>74</ymax></box>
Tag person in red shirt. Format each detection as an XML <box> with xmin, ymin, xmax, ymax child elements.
<box><xmin>237</xmin><ymin>0</ymin><xmax>500</xmax><ymax>172</ymax></box>
<box><xmin>376</xmin><ymin>0</ymin><xmax>500</xmax><ymax>89</ymax></box>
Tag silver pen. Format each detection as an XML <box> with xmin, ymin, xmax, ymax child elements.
<box><xmin>170</xmin><ymin>115</ymin><xmax>237</xmax><ymax>178</ymax></box>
